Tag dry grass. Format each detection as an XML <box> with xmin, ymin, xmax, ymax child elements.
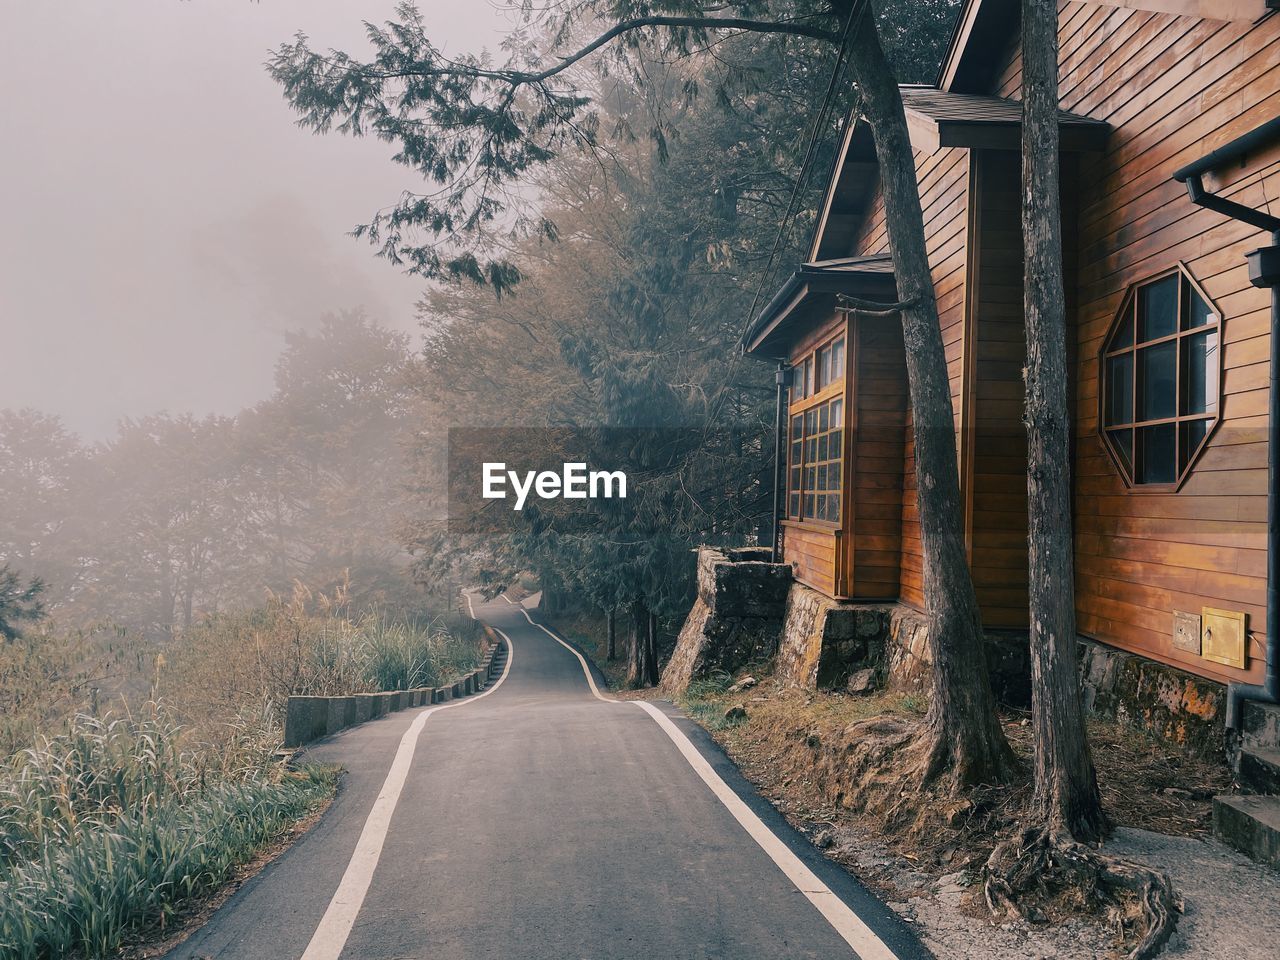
<box><xmin>683</xmin><ymin>674</ymin><xmax>1229</xmax><ymax>872</ymax></box>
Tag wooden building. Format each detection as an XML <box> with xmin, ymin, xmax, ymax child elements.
<box><xmin>745</xmin><ymin>0</ymin><xmax>1279</xmax><ymax>691</ymax></box>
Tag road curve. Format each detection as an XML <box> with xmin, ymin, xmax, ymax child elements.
<box><xmin>166</xmin><ymin>593</ymin><xmax>931</xmax><ymax>960</ymax></box>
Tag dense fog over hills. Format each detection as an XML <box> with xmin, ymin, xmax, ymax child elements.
<box><xmin>0</xmin><ymin>0</ymin><xmax>509</xmax><ymax>439</ymax></box>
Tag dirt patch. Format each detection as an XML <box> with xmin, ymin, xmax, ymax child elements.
<box><xmin>679</xmin><ymin>677</ymin><xmax>1234</xmax><ymax>959</ymax></box>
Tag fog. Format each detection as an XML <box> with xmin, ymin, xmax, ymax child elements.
<box><xmin>0</xmin><ymin>0</ymin><xmax>510</xmax><ymax>439</ymax></box>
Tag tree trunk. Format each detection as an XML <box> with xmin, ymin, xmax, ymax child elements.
<box><xmin>846</xmin><ymin>21</ymin><xmax>1015</xmax><ymax>788</ymax></box>
<box><xmin>1020</xmin><ymin>0</ymin><xmax>1107</xmax><ymax>841</ymax></box>
<box><xmin>626</xmin><ymin>597</ymin><xmax>658</xmax><ymax>688</ymax></box>
<box><xmin>606</xmin><ymin>607</ymin><xmax>617</xmax><ymax>661</ymax></box>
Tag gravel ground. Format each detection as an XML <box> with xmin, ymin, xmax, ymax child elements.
<box><xmin>1106</xmin><ymin>827</ymin><xmax>1280</xmax><ymax>959</ymax></box>
<box><xmin>823</xmin><ymin>822</ymin><xmax>1280</xmax><ymax>960</ymax></box>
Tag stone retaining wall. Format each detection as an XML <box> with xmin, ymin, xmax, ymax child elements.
<box><xmin>660</xmin><ymin>546</ymin><xmax>792</xmax><ymax>695</ymax></box>
<box><xmin>282</xmin><ymin>639</ymin><xmax>505</xmax><ymax>748</ymax></box>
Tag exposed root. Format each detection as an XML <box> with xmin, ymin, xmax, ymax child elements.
<box><xmin>984</xmin><ymin>825</ymin><xmax>1181</xmax><ymax>960</ymax></box>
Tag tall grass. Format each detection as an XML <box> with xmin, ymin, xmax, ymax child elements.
<box><xmin>0</xmin><ymin>707</ymin><xmax>332</xmax><ymax>959</ymax></box>
<box><xmin>0</xmin><ymin>584</ymin><xmax>480</xmax><ymax>958</ymax></box>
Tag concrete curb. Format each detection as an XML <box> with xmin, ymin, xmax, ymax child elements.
<box><xmin>282</xmin><ymin>640</ymin><xmax>505</xmax><ymax>748</ymax></box>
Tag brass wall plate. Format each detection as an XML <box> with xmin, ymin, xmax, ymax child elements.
<box><xmin>1172</xmin><ymin>610</ymin><xmax>1201</xmax><ymax>654</ymax></box>
<box><xmin>1202</xmin><ymin>607</ymin><xmax>1247</xmax><ymax>670</ymax></box>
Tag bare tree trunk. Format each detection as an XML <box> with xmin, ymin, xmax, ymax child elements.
<box><xmin>606</xmin><ymin>607</ymin><xmax>617</xmax><ymax>661</ymax></box>
<box><xmin>1019</xmin><ymin>0</ymin><xmax>1107</xmax><ymax>841</ymax></box>
<box><xmin>846</xmin><ymin>21</ymin><xmax>1015</xmax><ymax>788</ymax></box>
<box><xmin>626</xmin><ymin>597</ymin><xmax>658</xmax><ymax>688</ymax></box>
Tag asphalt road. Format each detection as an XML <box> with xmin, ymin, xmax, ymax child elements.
<box><xmin>167</xmin><ymin>594</ymin><xmax>930</xmax><ymax>960</ymax></box>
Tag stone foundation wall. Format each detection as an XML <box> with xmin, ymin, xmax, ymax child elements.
<box><xmin>660</xmin><ymin>547</ymin><xmax>792</xmax><ymax>695</ymax></box>
<box><xmin>1077</xmin><ymin>639</ymin><xmax>1225</xmax><ymax>759</ymax></box>
<box><xmin>775</xmin><ymin>586</ymin><xmax>1030</xmax><ymax>706</ymax></box>
<box><xmin>665</xmin><ymin>558</ymin><xmax>1227</xmax><ymax>755</ymax></box>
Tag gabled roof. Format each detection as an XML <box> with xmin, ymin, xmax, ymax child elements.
<box><xmin>937</xmin><ymin>0</ymin><xmax>1273</xmax><ymax>92</ymax></box>
<box><xmin>742</xmin><ymin>254</ymin><xmax>896</xmax><ymax>359</ymax></box>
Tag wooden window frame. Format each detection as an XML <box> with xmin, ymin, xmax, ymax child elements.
<box><xmin>1097</xmin><ymin>263</ymin><xmax>1223</xmax><ymax>492</ymax></box>
<box><xmin>786</xmin><ymin>331</ymin><xmax>847</xmax><ymax>527</ymax></box>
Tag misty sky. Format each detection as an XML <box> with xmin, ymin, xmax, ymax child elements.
<box><xmin>1</xmin><ymin>1</ymin><xmax>511</xmax><ymax>439</ymax></box>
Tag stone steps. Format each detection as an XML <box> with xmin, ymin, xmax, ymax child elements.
<box><xmin>1213</xmin><ymin>794</ymin><xmax>1280</xmax><ymax>869</ymax></box>
<box><xmin>1213</xmin><ymin>700</ymin><xmax>1280</xmax><ymax>869</ymax></box>
<box><xmin>1240</xmin><ymin>745</ymin><xmax>1280</xmax><ymax>795</ymax></box>
<box><xmin>1241</xmin><ymin>699</ymin><xmax>1280</xmax><ymax>751</ymax></box>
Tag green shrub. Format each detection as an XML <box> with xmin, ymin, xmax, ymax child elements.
<box><xmin>0</xmin><ymin>709</ymin><xmax>332</xmax><ymax>960</ymax></box>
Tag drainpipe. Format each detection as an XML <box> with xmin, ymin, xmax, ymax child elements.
<box><xmin>1172</xmin><ymin>117</ymin><xmax>1280</xmax><ymax>729</ymax></box>
<box><xmin>771</xmin><ymin>363</ymin><xmax>791</xmax><ymax>563</ymax></box>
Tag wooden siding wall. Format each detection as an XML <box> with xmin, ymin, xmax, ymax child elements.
<box><xmin>967</xmin><ymin>150</ymin><xmax>1032</xmax><ymax>628</ymax></box>
<box><xmin>783</xmin><ymin>523</ymin><xmax>841</xmax><ymax>598</ymax></box>
<box><xmin>995</xmin><ymin>1</ymin><xmax>1278</xmax><ymax>685</ymax></box>
<box><xmin>851</xmin><ymin>148</ymin><xmax>972</xmax><ymax>611</ymax></box>
<box><xmin>851</xmin><ymin>317</ymin><xmax>908</xmax><ymax>598</ymax></box>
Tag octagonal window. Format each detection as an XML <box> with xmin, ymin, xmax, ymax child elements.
<box><xmin>1100</xmin><ymin>265</ymin><xmax>1221</xmax><ymax>488</ymax></box>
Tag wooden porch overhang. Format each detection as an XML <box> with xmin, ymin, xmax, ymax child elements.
<box><xmin>741</xmin><ymin>254</ymin><xmax>896</xmax><ymax>360</ymax></box>
<box><xmin>900</xmin><ymin>87</ymin><xmax>1110</xmax><ymax>153</ymax></box>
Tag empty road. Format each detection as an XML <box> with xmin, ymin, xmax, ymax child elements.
<box><xmin>167</xmin><ymin>593</ymin><xmax>930</xmax><ymax>960</ymax></box>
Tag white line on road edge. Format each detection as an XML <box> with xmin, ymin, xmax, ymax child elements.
<box><xmin>523</xmin><ymin>611</ymin><xmax>899</xmax><ymax>960</ymax></box>
<box><xmin>465</xmin><ymin>589</ymin><xmax>477</xmax><ymax>620</ymax></box>
<box><xmin>634</xmin><ymin>701</ymin><xmax>900</xmax><ymax>960</ymax></box>
<box><xmin>517</xmin><ymin>608</ymin><xmax>609</xmax><ymax>701</ymax></box>
<box><xmin>299</xmin><ymin>628</ymin><xmax>515</xmax><ymax>960</ymax></box>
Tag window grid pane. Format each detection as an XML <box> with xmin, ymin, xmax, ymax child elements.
<box><xmin>1101</xmin><ymin>270</ymin><xmax>1220</xmax><ymax>486</ymax></box>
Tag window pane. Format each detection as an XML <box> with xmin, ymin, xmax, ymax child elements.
<box><xmin>1182</xmin><ymin>284</ymin><xmax>1216</xmax><ymax>330</ymax></box>
<box><xmin>817</xmin><ymin>433</ymin><xmax>827</xmax><ymax>461</ymax></box>
<box><xmin>789</xmin><ymin>465</ymin><xmax>800</xmax><ymax>491</ymax></box>
<box><xmin>817</xmin><ymin>464</ymin><xmax>828</xmax><ymax>491</ymax></box>
<box><xmin>788</xmin><ymin>493</ymin><xmax>800</xmax><ymax>518</ymax></box>
<box><xmin>831</xmin><ymin>338</ymin><xmax>845</xmax><ymax>379</ymax></box>
<box><xmin>1180</xmin><ymin>419</ymin><xmax>1211</xmax><ymax>472</ymax></box>
<box><xmin>830</xmin><ymin>428</ymin><xmax>842</xmax><ymax>454</ymax></box>
<box><xmin>818</xmin><ymin>402</ymin><xmax>829</xmax><ymax>432</ymax></box>
<box><xmin>805</xmin><ymin>357</ymin><xmax>814</xmax><ymax>396</ymax></box>
<box><xmin>831</xmin><ymin>397</ymin><xmax>843</xmax><ymax>422</ymax></box>
<box><xmin>1138</xmin><ymin>274</ymin><xmax>1177</xmax><ymax>342</ymax></box>
<box><xmin>1105</xmin><ymin>353</ymin><xmax>1133</xmax><ymax>426</ymax></box>
<box><xmin>805</xmin><ymin>408</ymin><xmax>817</xmax><ymax>433</ymax></box>
<box><xmin>1137</xmin><ymin>423</ymin><xmax>1176</xmax><ymax>484</ymax></box>
<box><xmin>1181</xmin><ymin>330</ymin><xmax>1219</xmax><ymax>416</ymax></box>
<box><xmin>1137</xmin><ymin>341</ymin><xmax>1176</xmax><ymax>421</ymax></box>
<box><xmin>1110</xmin><ymin>299</ymin><xmax>1134</xmax><ymax>350</ymax></box>
<box><xmin>804</xmin><ymin>493</ymin><xmax>815</xmax><ymax>519</ymax></box>
<box><xmin>830</xmin><ymin>461</ymin><xmax>842</xmax><ymax>490</ymax></box>
<box><xmin>1107</xmin><ymin>428</ymin><xmax>1133</xmax><ymax>474</ymax></box>
<box><xmin>790</xmin><ymin>413</ymin><xmax>802</xmax><ymax>439</ymax></box>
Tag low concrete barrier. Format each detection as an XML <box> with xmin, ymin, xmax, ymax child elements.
<box><xmin>282</xmin><ymin>640</ymin><xmax>506</xmax><ymax>748</ymax></box>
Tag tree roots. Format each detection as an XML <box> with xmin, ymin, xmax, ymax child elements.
<box><xmin>984</xmin><ymin>825</ymin><xmax>1181</xmax><ymax>960</ymax></box>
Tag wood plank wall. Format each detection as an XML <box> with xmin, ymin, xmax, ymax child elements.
<box><xmin>851</xmin><ymin>317</ymin><xmax>908</xmax><ymax>598</ymax></box>
<box><xmin>994</xmin><ymin>1</ymin><xmax>1278</xmax><ymax>685</ymax></box>
<box><xmin>968</xmin><ymin>150</ymin><xmax>1032</xmax><ymax>628</ymax></box>
<box><xmin>851</xmin><ymin>148</ymin><xmax>972</xmax><ymax>611</ymax></box>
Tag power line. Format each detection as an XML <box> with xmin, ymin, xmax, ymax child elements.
<box><xmin>696</xmin><ymin>0</ymin><xmax>867</xmax><ymax>464</ymax></box>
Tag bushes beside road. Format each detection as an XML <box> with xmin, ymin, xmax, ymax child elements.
<box><xmin>0</xmin><ymin>708</ymin><xmax>333</xmax><ymax>959</ymax></box>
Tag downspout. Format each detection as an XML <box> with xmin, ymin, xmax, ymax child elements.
<box><xmin>1172</xmin><ymin>117</ymin><xmax>1280</xmax><ymax>730</ymax></box>
<box><xmin>771</xmin><ymin>363</ymin><xmax>791</xmax><ymax>562</ymax></box>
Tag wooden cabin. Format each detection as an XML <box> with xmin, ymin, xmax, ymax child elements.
<box><xmin>745</xmin><ymin>0</ymin><xmax>1279</xmax><ymax>690</ymax></box>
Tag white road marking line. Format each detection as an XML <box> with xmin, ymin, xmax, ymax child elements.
<box><xmin>634</xmin><ymin>701</ymin><xmax>900</xmax><ymax>960</ymax></box>
<box><xmin>517</xmin><ymin>608</ymin><xmax>610</xmax><ymax>702</ymax></box>
<box><xmin>500</xmin><ymin>593</ymin><xmax>515</xmax><ymax>604</ymax></box>
<box><xmin>522</xmin><ymin>612</ymin><xmax>900</xmax><ymax>960</ymax></box>
<box><xmin>299</xmin><ymin>629</ymin><xmax>514</xmax><ymax>960</ymax></box>
<box><xmin>465</xmin><ymin>590</ymin><xmax>477</xmax><ymax>620</ymax></box>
